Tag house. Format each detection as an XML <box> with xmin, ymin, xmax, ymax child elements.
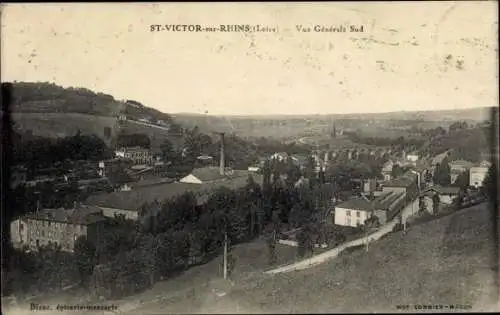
<box><xmin>156</xmin><ymin>120</ymin><xmax>170</xmax><ymax>127</ymax></box>
<box><xmin>248</xmin><ymin>166</ymin><xmax>260</xmax><ymax>172</ymax></box>
<box><xmin>381</xmin><ymin>160</ymin><xmax>394</xmax><ymax>181</ymax></box>
<box><xmin>105</xmin><ymin>167</ymin><xmax>135</xmax><ymax>191</ymax></box>
<box><xmin>362</xmin><ymin>179</ymin><xmax>377</xmax><ymax>194</ymax></box>
<box><xmin>84</xmin><ymin>173</ymin><xmax>263</xmax><ymax>221</ymax></box>
<box><xmin>115</xmin><ymin>146</ymin><xmax>154</xmax><ymax>165</ymax></box>
<box><xmin>382</xmin><ymin>172</ymin><xmax>419</xmax><ymax>205</ymax></box>
<box><xmin>117</xmin><ymin>114</ymin><xmax>127</xmax><ymax>121</ymax></box>
<box><xmin>449</xmin><ymin>159</ymin><xmax>474</xmax><ymax>173</ymax></box>
<box><xmin>406</xmin><ymin>151</ymin><xmax>420</xmax><ymax>162</ymax></box>
<box><xmin>290</xmin><ymin>154</ymin><xmax>308</xmax><ymax>170</ymax></box>
<box><xmin>11</xmin><ymin>205</ymin><xmax>106</xmax><ymax>252</ymax></box>
<box><xmin>422</xmin><ymin>185</ymin><xmax>460</xmax><ymax>205</ymax></box>
<box><xmin>334</xmin><ymin>197</ymin><xmax>374</xmax><ymax>227</ymax></box>
<box><xmin>98</xmin><ymin>158</ymin><xmax>132</xmax><ymax>177</ymax></box>
<box><xmin>449</xmin><ymin>159</ymin><xmax>474</xmax><ymax>183</ymax></box>
<box><xmin>469</xmin><ymin>160</ymin><xmax>492</xmax><ymax>188</ymax></box>
<box><xmin>270</xmin><ymin>152</ymin><xmax>289</xmax><ymax>162</ymax></box>
<box><xmin>118</xmin><ymin>177</ymin><xmax>174</xmax><ymax>191</ymax></box>
<box><xmin>372</xmin><ymin>191</ymin><xmax>406</xmax><ymax>224</ymax></box>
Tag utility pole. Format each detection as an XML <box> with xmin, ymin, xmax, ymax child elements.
<box><xmin>223</xmin><ymin>230</ymin><xmax>228</xmax><ymax>280</ymax></box>
<box><xmin>365</xmin><ymin>228</ymin><xmax>369</xmax><ymax>253</ymax></box>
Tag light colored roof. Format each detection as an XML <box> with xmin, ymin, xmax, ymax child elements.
<box><xmin>424</xmin><ymin>185</ymin><xmax>460</xmax><ymax>195</ymax></box>
<box><xmin>432</xmin><ymin>152</ymin><xmax>448</xmax><ymax>165</ymax></box>
<box><xmin>190</xmin><ymin>167</ymin><xmax>226</xmax><ymax>182</ymax></box>
<box><xmin>449</xmin><ymin>159</ymin><xmax>474</xmax><ymax>167</ymax></box>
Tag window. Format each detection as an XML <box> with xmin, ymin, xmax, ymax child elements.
<box><xmin>346</xmin><ymin>218</ymin><xmax>351</xmax><ymax>226</ymax></box>
<box><xmin>357</xmin><ymin>220</ymin><xmax>361</xmax><ymax>226</ymax></box>
<box><xmin>346</xmin><ymin>210</ymin><xmax>351</xmax><ymax>216</ymax></box>
<box><xmin>356</xmin><ymin>211</ymin><xmax>361</xmax><ymax>218</ymax></box>
<box><xmin>20</xmin><ymin>223</ymin><xmax>24</xmax><ymax>231</ymax></box>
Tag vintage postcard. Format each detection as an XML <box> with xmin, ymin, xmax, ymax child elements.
<box><xmin>1</xmin><ymin>2</ymin><xmax>498</xmax><ymax>314</ymax></box>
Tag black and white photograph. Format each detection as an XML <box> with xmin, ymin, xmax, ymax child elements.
<box><xmin>1</xmin><ymin>2</ymin><xmax>499</xmax><ymax>314</ymax></box>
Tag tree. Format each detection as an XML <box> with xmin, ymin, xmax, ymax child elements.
<box><xmin>433</xmin><ymin>161</ymin><xmax>451</xmax><ymax>186</ymax></box>
<box><xmin>424</xmin><ymin>170</ymin><xmax>433</xmax><ymax>183</ymax></box>
<box><xmin>432</xmin><ymin>194</ymin><xmax>440</xmax><ymax>215</ymax></box>
<box><xmin>481</xmin><ymin>164</ymin><xmax>497</xmax><ymax>201</ymax></box>
<box><xmin>160</xmin><ymin>139</ymin><xmax>177</xmax><ymax>164</ymax></box>
<box><xmin>418</xmin><ymin>195</ymin><xmax>427</xmax><ymax>214</ymax></box>
<box><xmin>74</xmin><ymin>236</ymin><xmax>97</xmax><ymax>286</ymax></box>
<box><xmin>449</xmin><ymin>121</ymin><xmax>468</xmax><ymax>133</ymax></box>
<box><xmin>391</xmin><ymin>164</ymin><xmax>404</xmax><ymax>179</ymax></box>
<box><xmin>364</xmin><ymin>215</ymin><xmax>380</xmax><ymax>229</ymax></box>
<box><xmin>266</xmin><ymin>234</ymin><xmax>277</xmax><ymax>266</ymax></box>
<box><xmin>452</xmin><ymin>170</ymin><xmax>470</xmax><ymax>189</ymax></box>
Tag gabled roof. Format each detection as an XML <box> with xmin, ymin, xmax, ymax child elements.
<box><xmin>24</xmin><ymin>205</ymin><xmax>105</xmax><ymax>225</ymax></box>
<box><xmin>424</xmin><ymin>185</ymin><xmax>460</xmax><ymax>195</ymax></box>
<box><xmin>449</xmin><ymin>159</ymin><xmax>474</xmax><ymax>167</ymax></box>
<box><xmin>383</xmin><ymin>173</ymin><xmax>417</xmax><ymax>188</ymax></box>
<box><xmin>336</xmin><ymin>197</ymin><xmax>374</xmax><ymax>211</ymax></box>
<box><xmin>190</xmin><ymin>167</ymin><xmax>227</xmax><ymax>182</ymax></box>
<box><xmin>431</xmin><ymin>152</ymin><xmax>448</xmax><ymax>165</ymax></box>
<box><xmin>84</xmin><ymin>174</ymin><xmax>263</xmax><ymax>212</ymax></box>
<box><xmin>373</xmin><ymin>191</ymin><xmax>404</xmax><ymax>210</ymax></box>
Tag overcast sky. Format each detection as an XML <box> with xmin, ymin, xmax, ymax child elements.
<box><xmin>1</xmin><ymin>2</ymin><xmax>498</xmax><ymax>116</ymax></box>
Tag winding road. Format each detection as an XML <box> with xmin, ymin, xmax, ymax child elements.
<box><xmin>265</xmin><ymin>197</ymin><xmax>419</xmax><ymax>274</ymax></box>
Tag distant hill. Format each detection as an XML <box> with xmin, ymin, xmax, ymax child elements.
<box><xmin>8</xmin><ymin>82</ymin><xmax>173</xmax><ymax>123</ymax></box>
<box><xmin>6</xmin><ymin>82</ymin><xmax>179</xmax><ymax>150</ymax></box>
<box><xmin>173</xmin><ymin>106</ymin><xmax>495</xmax><ymax>140</ymax></box>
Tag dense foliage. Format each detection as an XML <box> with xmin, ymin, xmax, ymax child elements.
<box><xmin>12</xmin><ymin>130</ymin><xmax>113</xmax><ymax>172</ymax></box>
<box><xmin>426</xmin><ymin>126</ymin><xmax>492</xmax><ymax>162</ymax></box>
<box><xmin>9</xmin><ymin>82</ymin><xmax>172</xmax><ymax>123</ymax></box>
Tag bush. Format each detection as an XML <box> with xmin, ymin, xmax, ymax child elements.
<box><xmin>392</xmin><ymin>223</ymin><xmax>403</xmax><ymax>233</ymax></box>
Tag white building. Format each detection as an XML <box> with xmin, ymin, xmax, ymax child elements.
<box><xmin>115</xmin><ymin>146</ymin><xmax>154</xmax><ymax>165</ymax></box>
<box><xmin>334</xmin><ymin>197</ymin><xmax>373</xmax><ymax>227</ymax></box>
<box><xmin>406</xmin><ymin>152</ymin><xmax>420</xmax><ymax>162</ymax></box>
<box><xmin>469</xmin><ymin>161</ymin><xmax>491</xmax><ymax>188</ymax></box>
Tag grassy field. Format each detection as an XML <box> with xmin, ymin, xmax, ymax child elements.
<box><xmin>122</xmin><ymin>202</ymin><xmax>498</xmax><ymax>314</ymax></box>
<box><xmin>3</xmin><ymin>203</ymin><xmax>497</xmax><ymax>314</ymax></box>
<box><xmin>12</xmin><ymin>113</ymin><xmax>180</xmax><ymax>150</ymax></box>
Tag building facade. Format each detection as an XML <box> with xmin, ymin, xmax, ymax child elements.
<box><xmin>11</xmin><ymin>206</ymin><xmax>106</xmax><ymax>252</ymax></box>
<box><xmin>334</xmin><ymin>197</ymin><xmax>373</xmax><ymax>227</ymax></box>
<box><xmin>115</xmin><ymin>147</ymin><xmax>154</xmax><ymax>165</ymax></box>
<box><xmin>469</xmin><ymin>161</ymin><xmax>491</xmax><ymax>188</ymax></box>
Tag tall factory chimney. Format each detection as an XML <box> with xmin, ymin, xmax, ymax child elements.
<box><xmin>219</xmin><ymin>132</ymin><xmax>225</xmax><ymax>176</ymax></box>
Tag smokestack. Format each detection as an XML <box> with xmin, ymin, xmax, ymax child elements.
<box><xmin>219</xmin><ymin>132</ymin><xmax>225</xmax><ymax>176</ymax></box>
